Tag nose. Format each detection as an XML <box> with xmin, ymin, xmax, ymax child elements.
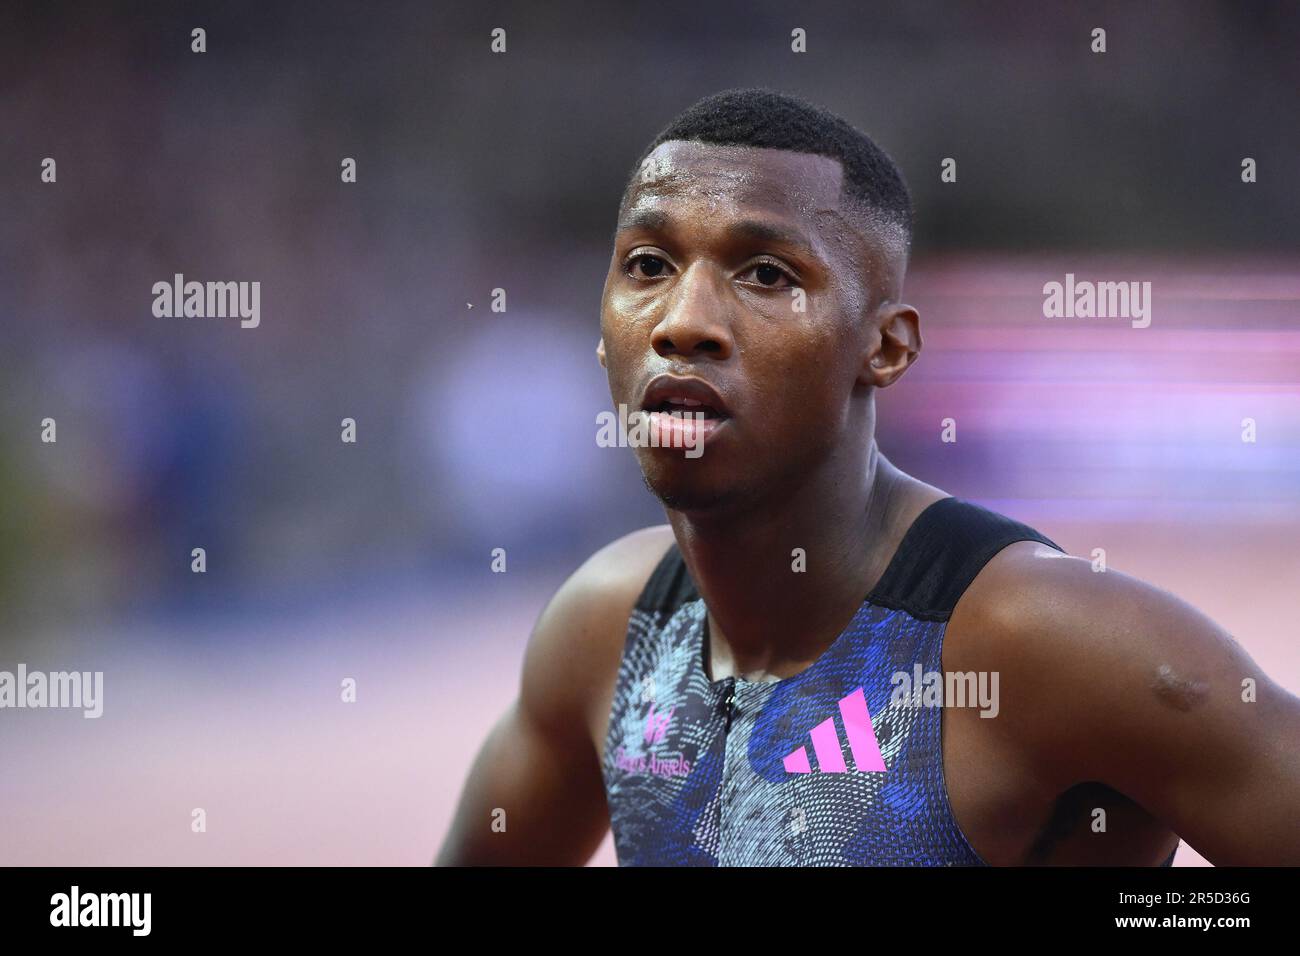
<box><xmin>650</xmin><ymin>261</ymin><xmax>734</xmax><ymax>360</ymax></box>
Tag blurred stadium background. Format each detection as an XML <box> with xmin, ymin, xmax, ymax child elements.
<box><xmin>1</xmin><ymin>0</ymin><xmax>1297</xmax><ymax>865</ymax></box>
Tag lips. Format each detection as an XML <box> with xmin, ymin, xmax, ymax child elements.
<box><xmin>639</xmin><ymin>374</ymin><xmax>732</xmax><ymax>420</ymax></box>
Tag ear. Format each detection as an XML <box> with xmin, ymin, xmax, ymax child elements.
<box><xmin>596</xmin><ymin>337</ymin><xmax>607</xmax><ymax>369</ymax></box>
<box><xmin>860</xmin><ymin>302</ymin><xmax>921</xmax><ymax>388</ymax></box>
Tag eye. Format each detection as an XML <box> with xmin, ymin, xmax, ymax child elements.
<box><xmin>738</xmin><ymin>258</ymin><xmax>797</xmax><ymax>289</ymax></box>
<box><xmin>625</xmin><ymin>252</ymin><xmax>674</xmax><ymax>280</ymax></box>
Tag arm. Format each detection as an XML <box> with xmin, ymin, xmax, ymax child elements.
<box><xmin>967</xmin><ymin>547</ymin><xmax>1300</xmax><ymax>865</ymax></box>
<box><xmin>435</xmin><ymin>526</ymin><xmax>674</xmax><ymax>865</ymax></box>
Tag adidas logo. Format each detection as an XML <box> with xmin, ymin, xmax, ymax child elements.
<box><xmin>783</xmin><ymin>687</ymin><xmax>886</xmax><ymax>773</ymax></box>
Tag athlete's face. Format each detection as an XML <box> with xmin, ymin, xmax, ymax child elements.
<box><xmin>599</xmin><ymin>140</ymin><xmax>911</xmax><ymax>513</ymax></box>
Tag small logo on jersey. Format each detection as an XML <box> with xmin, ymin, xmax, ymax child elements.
<box><xmin>643</xmin><ymin>701</ymin><xmax>676</xmax><ymax>745</ymax></box>
<box><xmin>783</xmin><ymin>687</ymin><xmax>886</xmax><ymax>773</ymax></box>
<box><xmin>613</xmin><ymin>746</ymin><xmax>692</xmax><ymax>777</ymax></box>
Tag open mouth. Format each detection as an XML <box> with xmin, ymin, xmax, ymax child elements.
<box><xmin>646</xmin><ymin>397</ymin><xmax>729</xmax><ymax>421</ymax></box>
<box><xmin>639</xmin><ymin>374</ymin><xmax>734</xmax><ymax>425</ymax></box>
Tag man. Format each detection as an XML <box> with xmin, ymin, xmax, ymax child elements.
<box><xmin>437</xmin><ymin>88</ymin><xmax>1300</xmax><ymax>866</ymax></box>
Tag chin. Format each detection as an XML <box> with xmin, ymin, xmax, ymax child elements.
<box><xmin>638</xmin><ymin>457</ymin><xmax>749</xmax><ymax>515</ymax></box>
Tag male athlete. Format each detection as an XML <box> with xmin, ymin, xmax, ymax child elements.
<box><xmin>437</xmin><ymin>89</ymin><xmax>1300</xmax><ymax>866</ymax></box>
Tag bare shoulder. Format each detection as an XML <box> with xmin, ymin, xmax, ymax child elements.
<box><xmin>948</xmin><ymin>539</ymin><xmax>1250</xmax><ymax>688</ymax></box>
<box><xmin>519</xmin><ymin>524</ymin><xmax>677</xmax><ymax>754</ymax></box>
<box><xmin>947</xmin><ymin>538</ymin><xmax>1291</xmax><ymax>797</ymax></box>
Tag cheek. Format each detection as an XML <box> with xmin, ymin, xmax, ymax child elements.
<box><xmin>601</xmin><ymin>287</ymin><xmax>656</xmax><ymax>346</ymax></box>
<box><xmin>599</xmin><ymin>299</ymin><xmax>634</xmax><ymax>358</ymax></box>
<box><xmin>601</xmin><ymin>321</ymin><xmax>641</xmax><ymax>377</ymax></box>
<box><xmin>752</xmin><ymin>318</ymin><xmax>853</xmax><ymax>388</ymax></box>
<box><xmin>740</xmin><ymin>327</ymin><xmax>858</xmax><ymax>438</ymax></box>
<box><xmin>598</xmin><ymin>314</ymin><xmax>645</xmax><ymax>400</ymax></box>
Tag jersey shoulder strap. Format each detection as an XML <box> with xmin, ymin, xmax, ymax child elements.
<box><xmin>629</xmin><ymin>497</ymin><xmax>1064</xmax><ymax>623</ymax></box>
<box><xmin>633</xmin><ymin>540</ymin><xmax>699</xmax><ymax>617</ymax></box>
<box><xmin>866</xmin><ymin>496</ymin><xmax>1065</xmax><ymax>622</ymax></box>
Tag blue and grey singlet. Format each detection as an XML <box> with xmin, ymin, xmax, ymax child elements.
<box><xmin>600</xmin><ymin>496</ymin><xmax>1178</xmax><ymax>867</ymax></box>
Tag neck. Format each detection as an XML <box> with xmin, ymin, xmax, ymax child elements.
<box><xmin>667</xmin><ymin>439</ymin><xmax>908</xmax><ymax>682</ymax></box>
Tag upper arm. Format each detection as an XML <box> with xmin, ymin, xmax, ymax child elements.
<box><xmin>961</xmin><ymin>546</ymin><xmax>1300</xmax><ymax>865</ymax></box>
<box><xmin>435</xmin><ymin>525</ymin><xmax>675</xmax><ymax>866</ymax></box>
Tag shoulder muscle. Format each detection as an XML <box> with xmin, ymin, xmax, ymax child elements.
<box><xmin>519</xmin><ymin>525</ymin><xmax>676</xmax><ymax>748</ymax></box>
<box><xmin>951</xmin><ymin>542</ymin><xmax>1300</xmax><ymax>863</ymax></box>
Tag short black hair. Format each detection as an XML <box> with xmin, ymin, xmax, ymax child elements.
<box><xmin>627</xmin><ymin>87</ymin><xmax>913</xmax><ymax>243</ymax></box>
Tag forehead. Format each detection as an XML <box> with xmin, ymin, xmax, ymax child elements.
<box><xmin>620</xmin><ymin>140</ymin><xmax>848</xmax><ymax>228</ymax></box>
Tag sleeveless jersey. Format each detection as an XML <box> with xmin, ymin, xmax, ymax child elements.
<box><xmin>599</xmin><ymin>496</ymin><xmax>1178</xmax><ymax>866</ymax></box>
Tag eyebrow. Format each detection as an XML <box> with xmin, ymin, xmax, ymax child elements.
<box><xmin>729</xmin><ymin>219</ymin><xmax>817</xmax><ymax>259</ymax></box>
<box><xmin>617</xmin><ymin>209</ymin><xmax>668</xmax><ymax>233</ymax></box>
<box><xmin>616</xmin><ymin>210</ymin><xmax>818</xmax><ymax>260</ymax></box>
